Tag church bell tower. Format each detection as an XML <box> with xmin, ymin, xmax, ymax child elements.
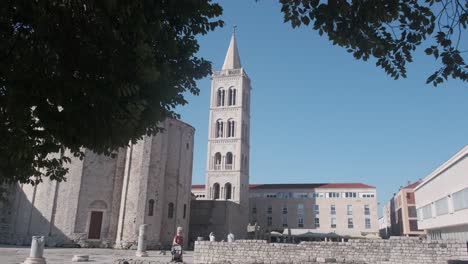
<box><xmin>205</xmin><ymin>32</ymin><xmax>251</xmax><ymax>207</ymax></box>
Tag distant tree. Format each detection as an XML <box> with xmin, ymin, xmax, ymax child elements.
<box><xmin>279</xmin><ymin>0</ymin><xmax>467</xmax><ymax>86</ymax></box>
<box><xmin>0</xmin><ymin>1</ymin><xmax>223</xmax><ymax>185</ymax></box>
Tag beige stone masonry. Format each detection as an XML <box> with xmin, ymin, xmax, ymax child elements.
<box><xmin>194</xmin><ymin>238</ymin><xmax>468</xmax><ymax>264</ymax></box>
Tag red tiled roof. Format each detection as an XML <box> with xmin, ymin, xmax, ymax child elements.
<box><xmin>402</xmin><ymin>181</ymin><xmax>420</xmax><ymax>189</ymax></box>
<box><xmin>191</xmin><ymin>183</ymin><xmax>375</xmax><ymax>190</ymax></box>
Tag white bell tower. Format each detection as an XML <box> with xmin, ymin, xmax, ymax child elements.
<box><xmin>205</xmin><ymin>32</ymin><xmax>251</xmax><ymax>207</ymax></box>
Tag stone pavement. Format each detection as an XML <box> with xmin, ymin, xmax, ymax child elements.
<box><xmin>0</xmin><ymin>245</ymin><xmax>193</xmax><ymax>264</ymax></box>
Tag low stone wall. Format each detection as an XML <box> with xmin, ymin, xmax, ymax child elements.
<box><xmin>114</xmin><ymin>260</ymin><xmax>167</xmax><ymax>264</ymax></box>
<box><xmin>194</xmin><ymin>238</ymin><xmax>468</xmax><ymax>264</ymax></box>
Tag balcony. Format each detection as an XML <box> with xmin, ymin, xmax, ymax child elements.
<box><xmin>225</xmin><ymin>164</ymin><xmax>233</xmax><ymax>170</ymax></box>
<box><xmin>214</xmin><ymin>164</ymin><xmax>221</xmax><ymax>170</ymax></box>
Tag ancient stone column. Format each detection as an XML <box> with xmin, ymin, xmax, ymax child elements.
<box><xmin>135</xmin><ymin>224</ymin><xmax>149</xmax><ymax>257</ymax></box>
<box><xmin>23</xmin><ymin>236</ymin><xmax>46</xmax><ymax>264</ymax></box>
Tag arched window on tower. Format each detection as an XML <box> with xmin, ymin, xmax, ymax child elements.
<box><xmin>216</xmin><ymin>120</ymin><xmax>224</xmax><ymax>138</ymax></box>
<box><xmin>227</xmin><ymin>119</ymin><xmax>235</xmax><ymax>137</ymax></box>
<box><xmin>213</xmin><ymin>183</ymin><xmax>220</xmax><ymax>200</ymax></box>
<box><xmin>148</xmin><ymin>199</ymin><xmax>155</xmax><ymax>216</ymax></box>
<box><xmin>217</xmin><ymin>88</ymin><xmax>225</xmax><ymax>107</ymax></box>
<box><xmin>225</xmin><ymin>183</ymin><xmax>232</xmax><ymax>200</ymax></box>
<box><xmin>228</xmin><ymin>87</ymin><xmax>236</xmax><ymax>106</ymax></box>
<box><xmin>168</xmin><ymin>202</ymin><xmax>174</xmax><ymax>218</ymax></box>
<box><xmin>225</xmin><ymin>152</ymin><xmax>233</xmax><ymax>170</ymax></box>
<box><xmin>214</xmin><ymin>152</ymin><xmax>221</xmax><ymax>170</ymax></box>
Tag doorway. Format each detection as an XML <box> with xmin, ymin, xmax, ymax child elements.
<box><xmin>88</xmin><ymin>211</ymin><xmax>103</xmax><ymax>239</ymax></box>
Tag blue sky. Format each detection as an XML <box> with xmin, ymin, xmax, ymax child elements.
<box><xmin>176</xmin><ymin>1</ymin><xmax>468</xmax><ymax>212</ymax></box>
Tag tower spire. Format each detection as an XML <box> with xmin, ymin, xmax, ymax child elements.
<box><xmin>222</xmin><ymin>29</ymin><xmax>241</xmax><ymax>70</ymax></box>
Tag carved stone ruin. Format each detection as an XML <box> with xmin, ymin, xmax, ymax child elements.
<box><xmin>23</xmin><ymin>236</ymin><xmax>46</xmax><ymax>264</ymax></box>
<box><xmin>135</xmin><ymin>224</ymin><xmax>149</xmax><ymax>257</ymax></box>
<box><xmin>72</xmin><ymin>254</ymin><xmax>89</xmax><ymax>262</ymax></box>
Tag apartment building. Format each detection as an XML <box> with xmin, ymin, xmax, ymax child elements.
<box><xmin>249</xmin><ymin>183</ymin><xmax>379</xmax><ymax>238</ymax></box>
<box><xmin>415</xmin><ymin>146</ymin><xmax>468</xmax><ymax>240</ymax></box>
<box><xmin>389</xmin><ymin>181</ymin><xmax>424</xmax><ymax>237</ymax></box>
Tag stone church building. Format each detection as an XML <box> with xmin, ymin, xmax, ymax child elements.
<box><xmin>0</xmin><ymin>119</ymin><xmax>194</xmax><ymax>248</ymax></box>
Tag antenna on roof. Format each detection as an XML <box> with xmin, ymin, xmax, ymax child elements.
<box><xmin>233</xmin><ymin>25</ymin><xmax>237</xmax><ymax>34</ymax></box>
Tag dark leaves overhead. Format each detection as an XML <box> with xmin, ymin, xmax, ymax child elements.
<box><xmin>0</xmin><ymin>0</ymin><xmax>223</xmax><ymax>184</ymax></box>
<box><xmin>279</xmin><ymin>0</ymin><xmax>467</xmax><ymax>86</ymax></box>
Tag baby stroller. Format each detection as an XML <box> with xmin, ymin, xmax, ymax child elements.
<box><xmin>171</xmin><ymin>244</ymin><xmax>183</xmax><ymax>262</ymax></box>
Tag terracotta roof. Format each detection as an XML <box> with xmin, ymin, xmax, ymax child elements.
<box><xmin>402</xmin><ymin>181</ymin><xmax>420</xmax><ymax>189</ymax></box>
<box><xmin>191</xmin><ymin>183</ymin><xmax>375</xmax><ymax>190</ymax></box>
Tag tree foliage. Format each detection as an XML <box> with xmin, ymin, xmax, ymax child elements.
<box><xmin>279</xmin><ymin>0</ymin><xmax>467</xmax><ymax>86</ymax></box>
<box><xmin>0</xmin><ymin>0</ymin><xmax>223</xmax><ymax>185</ymax></box>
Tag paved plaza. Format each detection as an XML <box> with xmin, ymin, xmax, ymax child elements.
<box><xmin>0</xmin><ymin>245</ymin><xmax>193</xmax><ymax>264</ymax></box>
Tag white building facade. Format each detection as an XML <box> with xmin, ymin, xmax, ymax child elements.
<box><xmin>415</xmin><ymin>145</ymin><xmax>468</xmax><ymax>241</ymax></box>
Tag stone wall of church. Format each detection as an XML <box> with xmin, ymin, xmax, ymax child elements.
<box><xmin>5</xmin><ymin>153</ymin><xmax>86</xmax><ymax>246</ymax></box>
<box><xmin>115</xmin><ymin>119</ymin><xmax>195</xmax><ymax>249</ymax></box>
<box><xmin>189</xmin><ymin>200</ymin><xmax>248</xmax><ymax>245</ymax></box>
<box><xmin>3</xmin><ymin>149</ymin><xmax>126</xmax><ymax>247</ymax></box>
<box><xmin>3</xmin><ymin>118</ymin><xmax>194</xmax><ymax>249</ymax></box>
<box><xmin>194</xmin><ymin>238</ymin><xmax>468</xmax><ymax>264</ymax></box>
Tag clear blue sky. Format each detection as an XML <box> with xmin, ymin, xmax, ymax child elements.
<box><xmin>176</xmin><ymin>1</ymin><xmax>468</xmax><ymax>211</ymax></box>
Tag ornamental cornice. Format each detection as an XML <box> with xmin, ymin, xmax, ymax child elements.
<box><xmin>208</xmin><ymin>138</ymin><xmax>240</xmax><ymax>144</ymax></box>
<box><xmin>206</xmin><ymin>171</ymin><xmax>241</xmax><ymax>176</ymax></box>
<box><xmin>210</xmin><ymin>106</ymin><xmax>242</xmax><ymax>111</ymax></box>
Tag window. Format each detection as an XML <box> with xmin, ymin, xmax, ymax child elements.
<box><xmin>364</xmin><ymin>205</ymin><xmax>370</xmax><ymax>216</ymax></box>
<box><xmin>148</xmin><ymin>199</ymin><xmax>155</xmax><ymax>216</ymax></box>
<box><xmin>214</xmin><ymin>152</ymin><xmax>221</xmax><ymax>170</ymax></box>
<box><xmin>331</xmin><ymin>217</ymin><xmax>336</xmax><ymax>228</ymax></box>
<box><xmin>421</xmin><ymin>204</ymin><xmax>432</xmax><ymax>220</ymax></box>
<box><xmin>225</xmin><ymin>152</ymin><xmax>233</xmax><ymax>170</ymax></box>
<box><xmin>213</xmin><ymin>183</ymin><xmax>220</xmax><ymax>199</ymax></box>
<box><xmin>314</xmin><ymin>217</ymin><xmax>320</xmax><ymax>228</ymax></box>
<box><xmin>183</xmin><ymin>204</ymin><xmax>187</xmax><ymax>219</ymax></box>
<box><xmin>408</xmin><ymin>206</ymin><xmax>418</xmax><ymax>218</ymax></box>
<box><xmin>345</xmin><ymin>192</ymin><xmax>357</xmax><ymax>198</ymax></box>
<box><xmin>267</xmin><ymin>205</ymin><xmax>272</xmax><ymax>214</ymax></box>
<box><xmin>266</xmin><ymin>194</ymin><xmax>277</xmax><ymax>198</ymax></box>
<box><xmin>267</xmin><ymin>216</ymin><xmax>272</xmax><ymax>226</ymax></box>
<box><xmin>453</xmin><ymin>188</ymin><xmax>468</xmax><ymax>211</ymax></box>
<box><xmin>314</xmin><ymin>204</ymin><xmax>320</xmax><ymax>215</ymax></box>
<box><xmin>330</xmin><ymin>205</ymin><xmax>336</xmax><ymax>215</ymax></box>
<box><xmin>409</xmin><ymin>220</ymin><xmax>419</xmax><ymax>231</ymax></box>
<box><xmin>227</xmin><ymin>119</ymin><xmax>235</xmax><ymax>137</ymax></box>
<box><xmin>225</xmin><ymin>183</ymin><xmax>232</xmax><ymax>200</ymax></box>
<box><xmin>216</xmin><ymin>120</ymin><xmax>224</xmax><ymax>138</ymax></box>
<box><xmin>328</xmin><ymin>192</ymin><xmax>340</xmax><ymax>198</ymax></box>
<box><xmin>228</xmin><ymin>87</ymin><xmax>236</xmax><ymax>106</ymax></box>
<box><xmin>312</xmin><ymin>193</ymin><xmax>324</xmax><ymax>198</ymax></box>
<box><xmin>252</xmin><ymin>206</ymin><xmax>257</xmax><ymax>214</ymax></box>
<box><xmin>282</xmin><ymin>204</ymin><xmax>288</xmax><ymax>214</ymax></box>
<box><xmin>298</xmin><ymin>216</ymin><xmax>304</xmax><ymax>228</ymax></box>
<box><xmin>348</xmin><ymin>218</ymin><xmax>354</xmax><ymax>228</ymax></box>
<box><xmin>168</xmin><ymin>202</ymin><xmax>174</xmax><ymax>218</ymax></box>
<box><xmin>362</xmin><ymin>194</ymin><xmax>375</xmax><ymax>198</ymax></box>
<box><xmin>435</xmin><ymin>197</ymin><xmax>449</xmax><ymax>216</ymax></box>
<box><xmin>282</xmin><ymin>214</ymin><xmax>288</xmax><ymax>227</ymax></box>
<box><xmin>297</xmin><ymin>204</ymin><xmax>304</xmax><ymax>215</ymax></box>
<box><xmin>347</xmin><ymin>205</ymin><xmax>353</xmax><ymax>215</ymax></box>
<box><xmin>365</xmin><ymin>218</ymin><xmax>371</xmax><ymax>229</ymax></box>
<box><xmin>217</xmin><ymin>88</ymin><xmax>225</xmax><ymax>106</ymax></box>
